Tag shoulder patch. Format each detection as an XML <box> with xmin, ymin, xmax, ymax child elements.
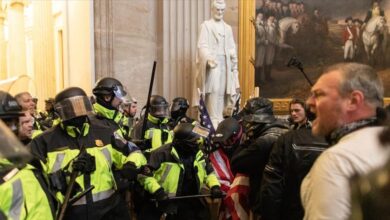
<box><xmin>95</xmin><ymin>139</ymin><xmax>104</xmax><ymax>147</ymax></box>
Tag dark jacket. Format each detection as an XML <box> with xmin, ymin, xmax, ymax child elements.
<box><xmin>258</xmin><ymin>128</ymin><xmax>328</xmax><ymax>220</ymax></box>
<box><xmin>230</xmin><ymin>120</ymin><xmax>289</xmax><ymax>208</ymax></box>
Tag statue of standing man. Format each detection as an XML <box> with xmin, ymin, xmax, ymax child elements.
<box><xmin>194</xmin><ymin>0</ymin><xmax>240</xmax><ymax>128</ymax></box>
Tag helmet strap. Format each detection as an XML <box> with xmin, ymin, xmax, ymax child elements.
<box><xmin>97</xmin><ymin>95</ymin><xmax>117</xmax><ymax>111</ymax></box>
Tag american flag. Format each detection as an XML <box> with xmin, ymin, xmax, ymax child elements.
<box><xmin>198</xmin><ymin>93</ymin><xmax>249</xmax><ymax>220</ymax></box>
<box><xmin>198</xmin><ymin>93</ymin><xmax>235</xmax><ymax>219</ymax></box>
<box><xmin>198</xmin><ymin>93</ymin><xmax>234</xmax><ymax>190</ymax></box>
<box><xmin>224</xmin><ymin>173</ymin><xmax>251</xmax><ymax>220</ymax></box>
<box><xmin>198</xmin><ymin>93</ymin><xmax>215</xmax><ymax>139</ymax></box>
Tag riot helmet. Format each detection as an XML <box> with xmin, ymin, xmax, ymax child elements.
<box><xmin>149</xmin><ymin>95</ymin><xmax>169</xmax><ymax>119</ymax></box>
<box><xmin>45</xmin><ymin>98</ymin><xmax>55</xmax><ymax>112</ymax></box>
<box><xmin>54</xmin><ymin>87</ymin><xmax>93</xmax><ymax>122</ymax></box>
<box><xmin>120</xmin><ymin>95</ymin><xmax>138</xmax><ymax>117</ymax></box>
<box><xmin>173</xmin><ymin>122</ymin><xmax>208</xmax><ymax>151</ymax></box>
<box><xmin>0</xmin><ymin>91</ymin><xmax>24</xmax><ymax>135</ymax></box>
<box><xmin>93</xmin><ymin>77</ymin><xmax>127</xmax><ymax>110</ymax></box>
<box><xmin>93</xmin><ymin>77</ymin><xmax>127</xmax><ymax>99</ymax></box>
<box><xmin>239</xmin><ymin>97</ymin><xmax>275</xmax><ymax>124</ymax></box>
<box><xmin>170</xmin><ymin>97</ymin><xmax>189</xmax><ymax>120</ymax></box>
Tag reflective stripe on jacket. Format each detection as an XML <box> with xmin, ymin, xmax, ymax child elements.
<box><xmin>140</xmin><ymin>144</ymin><xmax>220</xmax><ymax>195</ymax></box>
<box><xmin>144</xmin><ymin>114</ymin><xmax>173</xmax><ymax>152</ymax></box>
<box><xmin>30</xmin><ymin>116</ymin><xmax>143</xmax><ymax>205</ymax></box>
<box><xmin>0</xmin><ymin>166</ymin><xmax>55</xmax><ymax>220</ymax></box>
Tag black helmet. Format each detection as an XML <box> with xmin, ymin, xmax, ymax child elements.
<box><xmin>149</xmin><ymin>95</ymin><xmax>169</xmax><ymax>118</ymax></box>
<box><xmin>213</xmin><ymin>117</ymin><xmax>242</xmax><ymax>143</ymax></box>
<box><xmin>170</xmin><ymin>97</ymin><xmax>189</xmax><ymax>119</ymax></box>
<box><xmin>239</xmin><ymin>97</ymin><xmax>275</xmax><ymax>123</ymax></box>
<box><xmin>243</xmin><ymin>97</ymin><xmax>273</xmax><ymax>115</ymax></box>
<box><xmin>0</xmin><ymin>91</ymin><xmax>24</xmax><ymax>120</ymax></box>
<box><xmin>45</xmin><ymin>98</ymin><xmax>55</xmax><ymax>104</ymax></box>
<box><xmin>171</xmin><ymin>97</ymin><xmax>189</xmax><ymax>112</ymax></box>
<box><xmin>93</xmin><ymin>77</ymin><xmax>127</xmax><ymax>99</ymax></box>
<box><xmin>173</xmin><ymin>122</ymin><xmax>205</xmax><ymax>148</ymax></box>
<box><xmin>54</xmin><ymin>87</ymin><xmax>93</xmax><ymax>121</ymax></box>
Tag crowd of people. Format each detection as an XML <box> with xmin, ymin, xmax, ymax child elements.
<box><xmin>0</xmin><ymin>62</ymin><xmax>389</xmax><ymax>220</ymax></box>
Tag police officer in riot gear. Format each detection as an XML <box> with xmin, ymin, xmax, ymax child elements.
<box><xmin>93</xmin><ymin>78</ymin><xmax>147</xmax><ymax>217</ymax></box>
<box><xmin>38</xmin><ymin>98</ymin><xmax>60</xmax><ymax>130</ymax></box>
<box><xmin>0</xmin><ymin>91</ymin><xmax>57</xmax><ymax>220</ymax></box>
<box><xmin>92</xmin><ymin>77</ymin><xmax>129</xmax><ymax>138</ymax></box>
<box><xmin>30</xmin><ymin>87</ymin><xmax>144</xmax><ymax>220</ymax></box>
<box><xmin>169</xmin><ymin>97</ymin><xmax>194</xmax><ymax>129</ymax></box>
<box><xmin>139</xmin><ymin>122</ymin><xmax>222</xmax><ymax>219</ymax></box>
<box><xmin>132</xmin><ymin>95</ymin><xmax>173</xmax><ymax>152</ymax></box>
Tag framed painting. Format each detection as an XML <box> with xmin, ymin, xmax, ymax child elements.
<box><xmin>239</xmin><ymin>0</ymin><xmax>390</xmax><ymax>114</ymax></box>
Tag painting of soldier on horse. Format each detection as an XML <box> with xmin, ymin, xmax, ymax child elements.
<box><xmin>254</xmin><ymin>0</ymin><xmax>390</xmax><ymax>98</ymax></box>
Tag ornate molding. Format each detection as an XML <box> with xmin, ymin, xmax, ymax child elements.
<box><xmin>238</xmin><ymin>0</ymin><xmax>255</xmax><ymax>107</ymax></box>
<box><xmin>384</xmin><ymin>98</ymin><xmax>390</xmax><ymax>107</ymax></box>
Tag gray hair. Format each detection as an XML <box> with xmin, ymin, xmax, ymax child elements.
<box><xmin>324</xmin><ymin>63</ymin><xmax>384</xmax><ymax>108</ymax></box>
<box><xmin>14</xmin><ymin>92</ymin><xmax>32</xmax><ymax>103</ymax></box>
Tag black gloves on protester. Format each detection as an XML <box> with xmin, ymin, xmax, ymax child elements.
<box><xmin>72</xmin><ymin>152</ymin><xmax>96</xmax><ymax>174</ymax></box>
<box><xmin>211</xmin><ymin>186</ymin><xmax>224</xmax><ymax>199</ymax></box>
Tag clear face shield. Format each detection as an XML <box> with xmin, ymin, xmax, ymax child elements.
<box><xmin>54</xmin><ymin>96</ymin><xmax>94</xmax><ymax>121</ymax></box>
<box><xmin>0</xmin><ymin>120</ymin><xmax>31</xmax><ymax>172</ymax></box>
<box><xmin>170</xmin><ymin>102</ymin><xmax>182</xmax><ymax>112</ymax></box>
<box><xmin>150</xmin><ymin>103</ymin><xmax>170</xmax><ymax>118</ymax></box>
<box><xmin>112</xmin><ymin>85</ymin><xmax>127</xmax><ymax>100</ymax></box>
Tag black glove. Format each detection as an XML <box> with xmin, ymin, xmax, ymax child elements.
<box><xmin>120</xmin><ymin>162</ymin><xmax>139</xmax><ymax>180</ymax></box>
<box><xmin>132</xmin><ymin>139</ymin><xmax>152</xmax><ymax>151</ymax></box>
<box><xmin>153</xmin><ymin>188</ymin><xmax>176</xmax><ymax>214</ymax></box>
<box><xmin>140</xmin><ymin>165</ymin><xmax>153</xmax><ymax>176</ymax></box>
<box><xmin>153</xmin><ymin>187</ymin><xmax>169</xmax><ymax>201</ymax></box>
<box><xmin>72</xmin><ymin>152</ymin><xmax>96</xmax><ymax>174</ymax></box>
<box><xmin>210</xmin><ymin>186</ymin><xmax>223</xmax><ymax>199</ymax></box>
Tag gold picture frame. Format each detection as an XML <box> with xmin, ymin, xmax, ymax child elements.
<box><xmin>238</xmin><ymin>0</ymin><xmax>390</xmax><ymax>115</ymax></box>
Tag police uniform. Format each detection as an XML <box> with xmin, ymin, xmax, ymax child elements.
<box><xmin>0</xmin><ymin>91</ymin><xmax>57</xmax><ymax>220</ymax></box>
<box><xmin>139</xmin><ymin>123</ymin><xmax>221</xmax><ymax>219</ymax></box>
<box><xmin>0</xmin><ymin>165</ymin><xmax>57</xmax><ymax>220</ymax></box>
<box><xmin>30</xmin><ymin>117</ymin><xmax>143</xmax><ymax>219</ymax></box>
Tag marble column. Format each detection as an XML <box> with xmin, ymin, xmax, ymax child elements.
<box><xmin>94</xmin><ymin>0</ymin><xmax>114</xmax><ymax>80</ymax></box>
<box><xmin>0</xmin><ymin>0</ymin><xmax>6</xmax><ymax>79</ymax></box>
<box><xmin>8</xmin><ymin>0</ymin><xmax>27</xmax><ymax>77</ymax></box>
<box><xmin>32</xmin><ymin>0</ymin><xmax>56</xmax><ymax>105</ymax></box>
<box><xmin>157</xmin><ymin>0</ymin><xmax>212</xmax><ymax>103</ymax></box>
